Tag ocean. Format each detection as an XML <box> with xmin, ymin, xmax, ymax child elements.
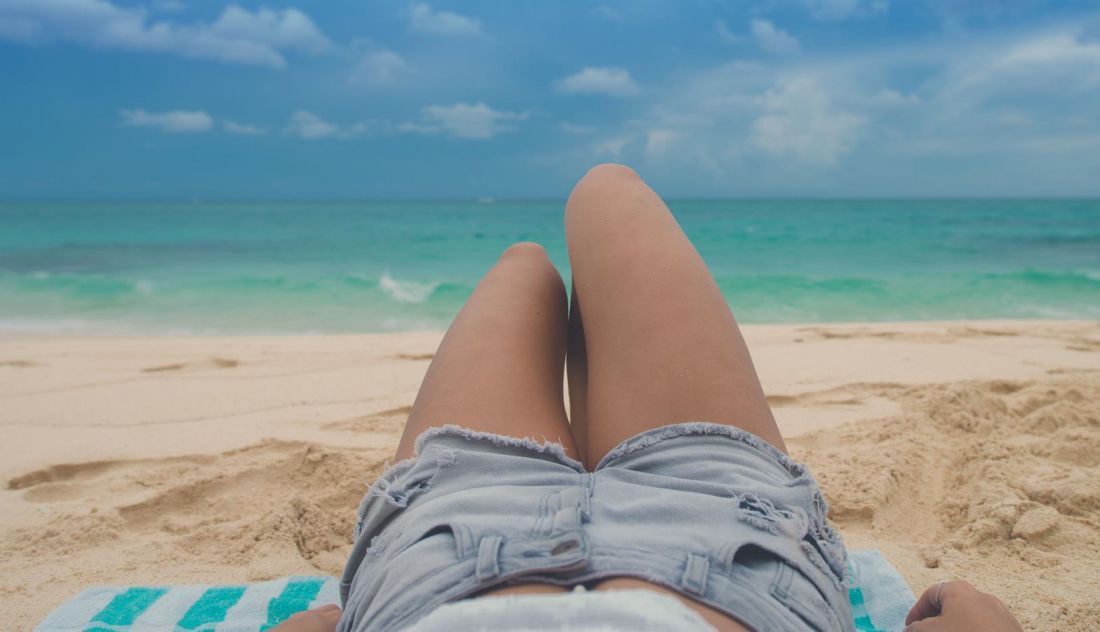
<box><xmin>1</xmin><ymin>199</ymin><xmax>1098</xmax><ymax>334</ymax></box>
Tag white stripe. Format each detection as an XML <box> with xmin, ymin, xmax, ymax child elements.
<box><xmin>130</xmin><ymin>585</ymin><xmax>205</xmax><ymax>631</ymax></box>
<box><xmin>35</xmin><ymin>587</ymin><xmax>120</xmax><ymax>632</ymax></box>
<box><xmin>216</xmin><ymin>577</ymin><xmax>291</xmax><ymax>632</ymax></box>
<box><xmin>308</xmin><ymin>579</ymin><xmax>341</xmax><ymax>610</ymax></box>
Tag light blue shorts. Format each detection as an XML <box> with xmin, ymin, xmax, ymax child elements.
<box><xmin>338</xmin><ymin>422</ymin><xmax>854</xmax><ymax>631</ymax></box>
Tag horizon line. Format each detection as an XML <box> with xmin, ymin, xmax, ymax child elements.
<box><xmin>3</xmin><ymin>195</ymin><xmax>1100</xmax><ymax>204</ymax></box>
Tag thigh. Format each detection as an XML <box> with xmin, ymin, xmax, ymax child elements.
<box><xmin>396</xmin><ymin>242</ymin><xmax>579</xmax><ymax>461</ymax></box>
<box><xmin>565</xmin><ymin>164</ymin><xmax>784</xmax><ymax>465</ymax></box>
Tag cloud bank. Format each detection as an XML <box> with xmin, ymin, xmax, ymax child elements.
<box><xmin>401</xmin><ymin>102</ymin><xmax>527</xmax><ymax>139</ymax></box>
<box><xmin>120</xmin><ymin>108</ymin><xmax>213</xmax><ymax>133</ymax></box>
<box><xmin>0</xmin><ymin>0</ymin><xmax>329</xmax><ymax>68</ymax></box>
<box><xmin>556</xmin><ymin>67</ymin><xmax>640</xmax><ymax>97</ymax></box>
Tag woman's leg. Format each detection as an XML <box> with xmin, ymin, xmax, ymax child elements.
<box><xmin>395</xmin><ymin>242</ymin><xmax>579</xmax><ymax>462</ymax></box>
<box><xmin>565</xmin><ymin>164</ymin><xmax>783</xmax><ymax>468</ymax></box>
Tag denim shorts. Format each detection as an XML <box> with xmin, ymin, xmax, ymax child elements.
<box><xmin>337</xmin><ymin>422</ymin><xmax>854</xmax><ymax>632</ymax></box>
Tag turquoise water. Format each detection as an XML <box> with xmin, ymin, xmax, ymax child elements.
<box><xmin>1</xmin><ymin>199</ymin><xmax>1098</xmax><ymax>334</ymax></box>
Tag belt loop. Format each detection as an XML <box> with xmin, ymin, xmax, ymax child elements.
<box><xmin>476</xmin><ymin>535</ymin><xmax>503</xmax><ymax>582</ymax></box>
<box><xmin>450</xmin><ymin>522</ymin><xmax>473</xmax><ymax>558</ymax></box>
<box><xmin>770</xmin><ymin>558</ymin><xmax>793</xmax><ymax>600</ymax></box>
<box><xmin>681</xmin><ymin>553</ymin><xmax>710</xmax><ymax>596</ymax></box>
<box><xmin>716</xmin><ymin>543</ymin><xmax>737</xmax><ymax>573</ymax></box>
<box><xmin>581</xmin><ymin>473</ymin><xmax>593</xmax><ymax>522</ymax></box>
<box><xmin>551</xmin><ymin>487</ymin><xmax>584</xmax><ymax>535</ymax></box>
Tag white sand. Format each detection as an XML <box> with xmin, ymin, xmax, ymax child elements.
<box><xmin>1</xmin><ymin>320</ymin><xmax>1098</xmax><ymax>629</ymax></box>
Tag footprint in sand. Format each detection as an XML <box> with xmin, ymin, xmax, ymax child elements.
<box><xmin>141</xmin><ymin>357</ymin><xmax>241</xmax><ymax>373</ymax></box>
<box><xmin>322</xmin><ymin>406</ymin><xmax>412</xmax><ymax>433</ymax></box>
<box><xmin>766</xmin><ymin>382</ymin><xmax>907</xmax><ymax>408</ymax></box>
<box><xmin>6</xmin><ymin>440</ymin><xmax>391</xmax><ymax>574</ymax></box>
<box><xmin>7</xmin><ymin>454</ymin><xmax>216</xmax><ymax>502</ymax></box>
<box><xmin>0</xmin><ymin>360</ymin><xmax>39</xmax><ymax>368</ymax></box>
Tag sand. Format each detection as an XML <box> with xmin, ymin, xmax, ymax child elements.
<box><xmin>2</xmin><ymin>320</ymin><xmax>1098</xmax><ymax>630</ymax></box>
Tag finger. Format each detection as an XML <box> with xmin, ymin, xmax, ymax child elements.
<box><xmin>937</xmin><ymin>580</ymin><xmax>977</xmax><ymax>611</ymax></box>
<box><xmin>905</xmin><ymin>584</ymin><xmax>943</xmax><ymax>625</ymax></box>
<box><xmin>906</xmin><ymin>580</ymin><xmax>976</xmax><ymax>624</ymax></box>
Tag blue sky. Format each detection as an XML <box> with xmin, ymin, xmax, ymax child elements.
<box><xmin>2</xmin><ymin>0</ymin><xmax>1099</xmax><ymax>198</ymax></box>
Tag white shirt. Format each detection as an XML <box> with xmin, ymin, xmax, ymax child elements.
<box><xmin>405</xmin><ymin>587</ymin><xmax>718</xmax><ymax>631</ymax></box>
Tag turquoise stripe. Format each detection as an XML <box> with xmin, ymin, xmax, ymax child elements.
<box><xmin>849</xmin><ymin>585</ymin><xmax>879</xmax><ymax>632</ymax></box>
<box><xmin>177</xmin><ymin>586</ymin><xmax>247</xmax><ymax>630</ymax></box>
<box><xmin>849</xmin><ymin>586</ymin><xmax>866</xmax><ymax>606</ymax></box>
<box><xmin>85</xmin><ymin>587</ymin><xmax>167</xmax><ymax>630</ymax></box>
<box><xmin>259</xmin><ymin>578</ymin><xmax>325</xmax><ymax>631</ymax></box>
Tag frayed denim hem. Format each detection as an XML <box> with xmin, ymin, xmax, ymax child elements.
<box><xmin>594</xmin><ymin>421</ymin><xmax>801</xmax><ymax>478</ymax></box>
<box><xmin>354</xmin><ymin>424</ymin><xmax>584</xmax><ymax>539</ymax></box>
<box><xmin>412</xmin><ymin>424</ymin><xmax>586</xmax><ymax>473</ymax></box>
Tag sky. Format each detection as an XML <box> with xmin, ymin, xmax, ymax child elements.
<box><xmin>1</xmin><ymin>0</ymin><xmax>1100</xmax><ymax>199</ymax></box>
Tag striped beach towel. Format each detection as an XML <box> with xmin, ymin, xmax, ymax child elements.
<box><xmin>848</xmin><ymin>549</ymin><xmax>916</xmax><ymax>632</ymax></box>
<box><xmin>36</xmin><ymin>550</ymin><xmax>914</xmax><ymax>631</ymax></box>
<box><xmin>35</xmin><ymin>576</ymin><xmax>337</xmax><ymax>632</ymax></box>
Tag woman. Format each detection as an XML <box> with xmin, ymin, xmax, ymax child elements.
<box><xmin>278</xmin><ymin>165</ymin><xmax>1022</xmax><ymax>631</ymax></box>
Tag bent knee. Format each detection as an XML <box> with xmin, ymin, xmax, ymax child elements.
<box><xmin>496</xmin><ymin>242</ymin><xmax>561</xmax><ymax>280</ymax></box>
<box><xmin>566</xmin><ymin>163</ymin><xmax>653</xmax><ymax>228</ymax></box>
<box><xmin>498</xmin><ymin>241</ymin><xmax>550</xmax><ymax>262</ymax></box>
<box><xmin>583</xmin><ymin>163</ymin><xmax>640</xmax><ymax>182</ymax></box>
<box><xmin>492</xmin><ymin>242</ymin><xmax>566</xmax><ymax>299</ymax></box>
<box><xmin>568</xmin><ymin>163</ymin><xmax>646</xmax><ymax>209</ymax></box>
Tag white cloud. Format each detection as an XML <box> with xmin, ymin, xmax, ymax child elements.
<box><xmin>153</xmin><ymin>0</ymin><xmax>186</xmax><ymax>12</ymax></box>
<box><xmin>595</xmin><ymin>5</ymin><xmax>622</xmax><ymax>21</ymax></box>
<box><xmin>348</xmin><ymin>121</ymin><xmax>373</xmax><ymax>136</ymax></box>
<box><xmin>285</xmin><ymin>110</ymin><xmax>340</xmax><ymax>139</ymax></box>
<box><xmin>715</xmin><ymin>20</ymin><xmax>739</xmax><ymax>44</ymax></box>
<box><xmin>806</xmin><ymin>0</ymin><xmax>888</xmax><ymax>21</ymax></box>
<box><xmin>866</xmin><ymin>88</ymin><xmax>920</xmax><ymax>106</ymax></box>
<box><xmin>556</xmin><ymin>67</ymin><xmax>640</xmax><ymax>97</ymax></box>
<box><xmin>223</xmin><ymin>119</ymin><xmax>266</xmax><ymax>135</ymax></box>
<box><xmin>0</xmin><ymin>0</ymin><xmax>329</xmax><ymax>68</ymax></box>
<box><xmin>593</xmin><ymin>136</ymin><xmax>631</xmax><ymax>159</ymax></box>
<box><xmin>644</xmin><ymin>129</ymin><xmax>679</xmax><ymax>159</ymax></box>
<box><xmin>934</xmin><ymin>29</ymin><xmax>1100</xmax><ymax>127</ymax></box>
<box><xmin>560</xmin><ymin>121</ymin><xmax>596</xmax><ymax>135</ymax></box>
<box><xmin>403</xmin><ymin>102</ymin><xmax>527</xmax><ymax>140</ymax></box>
<box><xmin>409</xmin><ymin>4</ymin><xmax>481</xmax><ymax>36</ymax></box>
<box><xmin>996</xmin><ymin>31</ymin><xmax>1100</xmax><ymax>81</ymax></box>
<box><xmin>750</xmin><ymin>78</ymin><xmax>862</xmax><ymax>165</ymax></box>
<box><xmin>0</xmin><ymin>15</ymin><xmax>37</xmax><ymax>42</ymax></box>
<box><xmin>993</xmin><ymin>109</ymin><xmax>1031</xmax><ymax>128</ymax></box>
<box><xmin>283</xmin><ymin>111</ymin><xmax>375</xmax><ymax>140</ymax></box>
<box><xmin>120</xmin><ymin>108</ymin><xmax>213</xmax><ymax>133</ymax></box>
<box><xmin>751</xmin><ymin>19</ymin><xmax>800</xmax><ymax>55</ymax></box>
<box><xmin>209</xmin><ymin>5</ymin><xmax>328</xmax><ymax>55</ymax></box>
<box><xmin>350</xmin><ymin>48</ymin><xmax>409</xmax><ymax>85</ymax></box>
<box><xmin>544</xmin><ymin>26</ymin><xmax>1100</xmax><ymax>194</ymax></box>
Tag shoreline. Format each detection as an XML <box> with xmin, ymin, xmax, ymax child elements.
<box><xmin>2</xmin><ymin>316</ymin><xmax>1096</xmax><ymax>338</ymax></box>
<box><xmin>2</xmin><ymin>319</ymin><xmax>1098</xmax><ymax>629</ymax></box>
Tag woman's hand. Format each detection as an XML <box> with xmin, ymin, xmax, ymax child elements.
<box><xmin>904</xmin><ymin>580</ymin><xmax>1022</xmax><ymax>631</ymax></box>
<box><xmin>270</xmin><ymin>604</ymin><xmax>341</xmax><ymax>632</ymax></box>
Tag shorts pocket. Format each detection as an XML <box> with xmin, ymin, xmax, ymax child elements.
<box><xmin>377</xmin><ymin>444</ymin><xmax>456</xmax><ymax>508</ymax></box>
<box><xmin>770</xmin><ymin>561</ymin><xmax>845</xmax><ymax>632</ymax></box>
<box><xmin>393</xmin><ymin>520</ymin><xmax>476</xmax><ymax>561</ymax></box>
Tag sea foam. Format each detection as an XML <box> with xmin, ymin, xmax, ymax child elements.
<box><xmin>379</xmin><ymin>272</ymin><xmax>440</xmax><ymax>304</ymax></box>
